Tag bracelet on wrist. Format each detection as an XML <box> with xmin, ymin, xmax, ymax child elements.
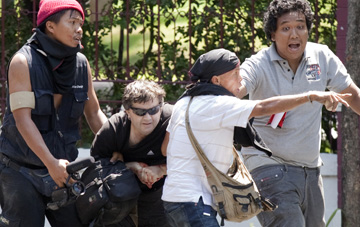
<box><xmin>307</xmin><ymin>93</ymin><xmax>313</xmax><ymax>103</ymax></box>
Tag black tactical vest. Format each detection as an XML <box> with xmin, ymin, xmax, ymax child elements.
<box><xmin>0</xmin><ymin>42</ymin><xmax>88</xmax><ymax>167</ymax></box>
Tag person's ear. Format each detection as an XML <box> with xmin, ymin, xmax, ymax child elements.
<box><xmin>211</xmin><ymin>75</ymin><xmax>221</xmax><ymax>85</ymax></box>
<box><xmin>125</xmin><ymin>110</ymin><xmax>131</xmax><ymax>120</ymax></box>
<box><xmin>271</xmin><ymin>33</ymin><xmax>276</xmax><ymax>42</ymax></box>
<box><xmin>45</xmin><ymin>21</ymin><xmax>55</xmax><ymax>34</ymax></box>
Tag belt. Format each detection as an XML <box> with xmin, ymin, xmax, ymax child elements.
<box><xmin>0</xmin><ymin>153</ymin><xmax>21</xmax><ymax>171</ymax></box>
<box><xmin>285</xmin><ymin>164</ymin><xmax>319</xmax><ymax>170</ymax></box>
<box><xmin>0</xmin><ymin>152</ymin><xmax>45</xmax><ymax>170</ymax></box>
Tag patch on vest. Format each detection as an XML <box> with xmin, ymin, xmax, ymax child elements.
<box><xmin>305</xmin><ymin>64</ymin><xmax>321</xmax><ymax>81</ymax></box>
<box><xmin>147</xmin><ymin>150</ymin><xmax>155</xmax><ymax>156</ymax></box>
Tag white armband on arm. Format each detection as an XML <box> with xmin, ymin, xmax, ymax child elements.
<box><xmin>10</xmin><ymin>91</ymin><xmax>35</xmax><ymax>112</ymax></box>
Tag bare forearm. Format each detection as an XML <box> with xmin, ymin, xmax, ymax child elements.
<box><xmin>251</xmin><ymin>93</ymin><xmax>308</xmax><ymax>118</ymax></box>
<box><xmin>126</xmin><ymin>162</ymin><xmax>144</xmax><ymax>175</ymax></box>
<box><xmin>85</xmin><ymin>109</ymin><xmax>107</xmax><ymax>134</ymax></box>
<box><xmin>84</xmin><ymin>70</ymin><xmax>107</xmax><ymax>134</ymax></box>
<box><xmin>250</xmin><ymin>91</ymin><xmax>351</xmax><ymax>118</ymax></box>
<box><xmin>158</xmin><ymin>164</ymin><xmax>167</xmax><ymax>176</ymax></box>
<box><xmin>126</xmin><ymin>162</ymin><xmax>166</xmax><ymax>176</ymax></box>
<box><xmin>348</xmin><ymin>94</ymin><xmax>360</xmax><ymax>115</ymax></box>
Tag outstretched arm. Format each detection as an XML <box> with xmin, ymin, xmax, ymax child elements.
<box><xmin>249</xmin><ymin>91</ymin><xmax>351</xmax><ymax>119</ymax></box>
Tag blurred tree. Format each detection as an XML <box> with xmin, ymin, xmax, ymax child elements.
<box><xmin>341</xmin><ymin>0</ymin><xmax>360</xmax><ymax>225</ymax></box>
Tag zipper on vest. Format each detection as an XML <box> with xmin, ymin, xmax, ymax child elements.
<box><xmin>56</xmin><ymin>113</ymin><xmax>63</xmax><ymax>138</ymax></box>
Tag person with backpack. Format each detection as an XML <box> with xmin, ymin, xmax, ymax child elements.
<box><xmin>91</xmin><ymin>80</ymin><xmax>172</xmax><ymax>227</ymax></box>
<box><xmin>161</xmin><ymin>48</ymin><xmax>351</xmax><ymax>227</ymax></box>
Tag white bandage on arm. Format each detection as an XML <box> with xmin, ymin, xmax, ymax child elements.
<box><xmin>10</xmin><ymin>91</ymin><xmax>35</xmax><ymax>111</ymax></box>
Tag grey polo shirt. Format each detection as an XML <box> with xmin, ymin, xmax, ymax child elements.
<box><xmin>240</xmin><ymin>42</ymin><xmax>353</xmax><ymax>170</ymax></box>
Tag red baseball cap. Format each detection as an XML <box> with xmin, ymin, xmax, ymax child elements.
<box><xmin>37</xmin><ymin>0</ymin><xmax>84</xmax><ymax>26</ymax></box>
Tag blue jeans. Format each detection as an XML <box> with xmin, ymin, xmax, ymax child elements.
<box><xmin>251</xmin><ymin>164</ymin><xmax>325</xmax><ymax>227</ymax></box>
<box><xmin>163</xmin><ymin>197</ymin><xmax>219</xmax><ymax>227</ymax></box>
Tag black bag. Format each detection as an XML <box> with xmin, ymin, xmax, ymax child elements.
<box><xmin>76</xmin><ymin>158</ymin><xmax>141</xmax><ymax>226</ymax></box>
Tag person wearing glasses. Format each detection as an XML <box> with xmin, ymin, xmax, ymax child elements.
<box><xmin>91</xmin><ymin>80</ymin><xmax>172</xmax><ymax>227</ymax></box>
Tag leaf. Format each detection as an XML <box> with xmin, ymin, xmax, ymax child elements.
<box><xmin>326</xmin><ymin>208</ymin><xmax>340</xmax><ymax>227</ymax></box>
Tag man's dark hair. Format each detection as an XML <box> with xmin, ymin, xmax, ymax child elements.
<box><xmin>122</xmin><ymin>80</ymin><xmax>166</xmax><ymax>110</ymax></box>
<box><xmin>263</xmin><ymin>0</ymin><xmax>314</xmax><ymax>41</ymax></box>
<box><xmin>38</xmin><ymin>9</ymin><xmax>75</xmax><ymax>32</ymax></box>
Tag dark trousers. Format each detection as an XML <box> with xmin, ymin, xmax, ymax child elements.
<box><xmin>113</xmin><ymin>186</ymin><xmax>170</xmax><ymax>227</ymax></box>
<box><xmin>138</xmin><ymin>186</ymin><xmax>170</xmax><ymax>227</ymax></box>
<box><xmin>0</xmin><ymin>163</ymin><xmax>85</xmax><ymax>227</ymax></box>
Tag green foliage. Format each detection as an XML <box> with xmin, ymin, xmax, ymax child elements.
<box><xmin>1</xmin><ymin>0</ymin><xmax>34</xmax><ymax>64</ymax></box>
<box><xmin>308</xmin><ymin>0</ymin><xmax>337</xmax><ymax>52</ymax></box>
<box><xmin>326</xmin><ymin>208</ymin><xmax>340</xmax><ymax>227</ymax></box>
<box><xmin>82</xmin><ymin>0</ymin><xmax>337</xmax><ymax>84</ymax></box>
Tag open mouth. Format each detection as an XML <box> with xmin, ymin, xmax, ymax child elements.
<box><xmin>288</xmin><ymin>43</ymin><xmax>300</xmax><ymax>50</ymax></box>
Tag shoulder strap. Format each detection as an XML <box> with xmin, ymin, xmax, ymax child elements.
<box><xmin>185</xmin><ymin>97</ymin><xmax>239</xmax><ymax>173</ymax></box>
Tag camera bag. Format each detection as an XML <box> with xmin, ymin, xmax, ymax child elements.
<box><xmin>185</xmin><ymin>97</ymin><xmax>277</xmax><ymax>226</ymax></box>
<box><xmin>76</xmin><ymin>158</ymin><xmax>141</xmax><ymax>225</ymax></box>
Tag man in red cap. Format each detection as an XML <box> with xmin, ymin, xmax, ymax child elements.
<box><xmin>0</xmin><ymin>0</ymin><xmax>107</xmax><ymax>226</ymax></box>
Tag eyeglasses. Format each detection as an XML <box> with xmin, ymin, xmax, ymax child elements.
<box><xmin>130</xmin><ymin>104</ymin><xmax>162</xmax><ymax>116</ymax></box>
